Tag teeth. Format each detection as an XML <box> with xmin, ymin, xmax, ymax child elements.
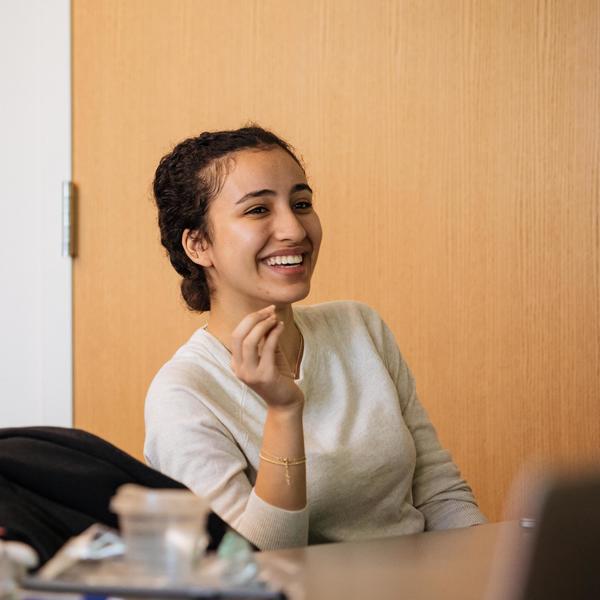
<box><xmin>265</xmin><ymin>254</ymin><xmax>303</xmax><ymax>266</ymax></box>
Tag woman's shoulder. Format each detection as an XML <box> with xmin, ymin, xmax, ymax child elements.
<box><xmin>148</xmin><ymin>326</ymin><xmax>233</xmax><ymax>394</ymax></box>
<box><xmin>295</xmin><ymin>300</ymin><xmax>400</xmax><ymax>362</ymax></box>
<box><xmin>295</xmin><ymin>299</ymin><xmax>383</xmax><ymax>327</ymax></box>
<box><xmin>294</xmin><ymin>301</ymin><xmax>390</xmax><ymax>349</ymax></box>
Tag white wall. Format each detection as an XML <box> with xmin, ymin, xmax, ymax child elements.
<box><xmin>0</xmin><ymin>0</ymin><xmax>72</xmax><ymax>427</ymax></box>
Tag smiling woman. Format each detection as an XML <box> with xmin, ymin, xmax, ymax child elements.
<box><xmin>144</xmin><ymin>125</ymin><xmax>486</xmax><ymax>550</ymax></box>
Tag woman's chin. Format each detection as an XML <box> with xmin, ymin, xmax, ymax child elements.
<box><xmin>263</xmin><ymin>284</ymin><xmax>311</xmax><ymax>307</ymax></box>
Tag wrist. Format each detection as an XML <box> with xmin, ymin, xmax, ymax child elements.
<box><xmin>266</xmin><ymin>398</ymin><xmax>304</xmax><ymax>420</ymax></box>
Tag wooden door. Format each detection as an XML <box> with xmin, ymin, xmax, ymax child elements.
<box><xmin>73</xmin><ymin>0</ymin><xmax>600</xmax><ymax>521</ymax></box>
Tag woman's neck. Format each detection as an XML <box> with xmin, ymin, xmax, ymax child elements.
<box><xmin>207</xmin><ymin>300</ymin><xmax>301</xmax><ymax>370</ymax></box>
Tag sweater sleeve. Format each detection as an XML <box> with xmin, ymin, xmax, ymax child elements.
<box><xmin>144</xmin><ymin>364</ymin><xmax>309</xmax><ymax>550</ymax></box>
<box><xmin>374</xmin><ymin>311</ymin><xmax>487</xmax><ymax>530</ymax></box>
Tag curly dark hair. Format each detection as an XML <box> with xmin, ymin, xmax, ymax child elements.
<box><xmin>153</xmin><ymin>125</ymin><xmax>304</xmax><ymax>312</ymax></box>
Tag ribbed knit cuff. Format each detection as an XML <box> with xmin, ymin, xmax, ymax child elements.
<box><xmin>423</xmin><ymin>501</ymin><xmax>488</xmax><ymax>531</ymax></box>
<box><xmin>236</xmin><ymin>489</ymin><xmax>309</xmax><ymax>550</ymax></box>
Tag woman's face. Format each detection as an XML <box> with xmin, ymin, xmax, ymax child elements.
<box><xmin>188</xmin><ymin>147</ymin><xmax>322</xmax><ymax>312</ymax></box>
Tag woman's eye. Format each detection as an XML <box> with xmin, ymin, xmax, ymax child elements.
<box><xmin>294</xmin><ymin>201</ymin><xmax>313</xmax><ymax>211</ymax></box>
<box><xmin>245</xmin><ymin>206</ymin><xmax>268</xmax><ymax>215</ymax></box>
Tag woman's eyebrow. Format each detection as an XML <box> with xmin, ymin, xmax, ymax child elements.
<box><xmin>291</xmin><ymin>183</ymin><xmax>313</xmax><ymax>195</ymax></box>
<box><xmin>235</xmin><ymin>183</ymin><xmax>313</xmax><ymax>205</ymax></box>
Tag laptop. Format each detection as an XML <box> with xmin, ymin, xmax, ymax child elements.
<box><xmin>487</xmin><ymin>469</ymin><xmax>600</xmax><ymax>600</ymax></box>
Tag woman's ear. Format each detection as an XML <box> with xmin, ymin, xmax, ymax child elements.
<box><xmin>182</xmin><ymin>229</ymin><xmax>213</xmax><ymax>268</ymax></box>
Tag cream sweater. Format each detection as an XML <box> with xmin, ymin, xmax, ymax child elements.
<box><xmin>144</xmin><ymin>301</ymin><xmax>486</xmax><ymax>550</ymax></box>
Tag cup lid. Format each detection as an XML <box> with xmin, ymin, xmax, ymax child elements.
<box><xmin>110</xmin><ymin>484</ymin><xmax>210</xmax><ymax>516</ymax></box>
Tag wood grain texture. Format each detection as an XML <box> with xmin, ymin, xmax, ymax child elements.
<box><xmin>73</xmin><ymin>0</ymin><xmax>600</xmax><ymax>521</ymax></box>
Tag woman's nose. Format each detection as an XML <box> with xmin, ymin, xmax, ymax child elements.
<box><xmin>273</xmin><ymin>207</ymin><xmax>306</xmax><ymax>241</ymax></box>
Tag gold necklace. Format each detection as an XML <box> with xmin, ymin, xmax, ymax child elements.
<box><xmin>291</xmin><ymin>329</ymin><xmax>304</xmax><ymax>379</ymax></box>
<box><xmin>205</xmin><ymin>324</ymin><xmax>304</xmax><ymax>379</ymax></box>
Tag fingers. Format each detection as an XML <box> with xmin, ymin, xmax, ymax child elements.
<box><xmin>231</xmin><ymin>305</ymin><xmax>277</xmax><ymax>371</ymax></box>
<box><xmin>259</xmin><ymin>320</ymin><xmax>286</xmax><ymax>374</ymax></box>
<box><xmin>229</xmin><ymin>308</ymin><xmax>302</xmax><ymax>407</ymax></box>
<box><xmin>241</xmin><ymin>315</ymin><xmax>279</xmax><ymax>369</ymax></box>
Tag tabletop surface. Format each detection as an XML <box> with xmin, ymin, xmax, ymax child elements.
<box><xmin>256</xmin><ymin>521</ymin><xmax>522</xmax><ymax>600</ymax></box>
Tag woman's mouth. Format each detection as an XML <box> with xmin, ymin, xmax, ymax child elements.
<box><xmin>264</xmin><ymin>254</ymin><xmax>303</xmax><ymax>267</ymax></box>
<box><xmin>261</xmin><ymin>253</ymin><xmax>307</xmax><ymax>274</ymax></box>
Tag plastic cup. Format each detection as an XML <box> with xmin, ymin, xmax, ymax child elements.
<box><xmin>110</xmin><ymin>484</ymin><xmax>210</xmax><ymax>582</ymax></box>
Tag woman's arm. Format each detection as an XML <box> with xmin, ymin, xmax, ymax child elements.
<box><xmin>144</xmin><ymin>373</ymin><xmax>309</xmax><ymax>550</ymax></box>
<box><xmin>229</xmin><ymin>306</ymin><xmax>307</xmax><ymax>512</ymax></box>
<box><xmin>399</xmin><ymin>367</ymin><xmax>487</xmax><ymax>529</ymax></box>
<box><xmin>373</xmin><ymin>309</ymin><xmax>487</xmax><ymax>529</ymax></box>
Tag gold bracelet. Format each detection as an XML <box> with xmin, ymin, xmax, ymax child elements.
<box><xmin>259</xmin><ymin>451</ymin><xmax>306</xmax><ymax>486</ymax></box>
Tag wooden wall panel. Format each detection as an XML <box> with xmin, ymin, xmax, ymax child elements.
<box><xmin>73</xmin><ymin>0</ymin><xmax>600</xmax><ymax>521</ymax></box>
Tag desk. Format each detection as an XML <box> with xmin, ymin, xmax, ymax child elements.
<box><xmin>256</xmin><ymin>522</ymin><xmax>518</xmax><ymax>600</ymax></box>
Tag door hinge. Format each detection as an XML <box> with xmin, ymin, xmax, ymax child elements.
<box><xmin>62</xmin><ymin>181</ymin><xmax>77</xmax><ymax>257</ymax></box>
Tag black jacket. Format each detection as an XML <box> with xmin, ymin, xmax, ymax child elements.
<box><xmin>0</xmin><ymin>426</ymin><xmax>228</xmax><ymax>566</ymax></box>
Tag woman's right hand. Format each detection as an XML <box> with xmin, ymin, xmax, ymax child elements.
<box><xmin>230</xmin><ymin>305</ymin><xmax>304</xmax><ymax>410</ymax></box>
